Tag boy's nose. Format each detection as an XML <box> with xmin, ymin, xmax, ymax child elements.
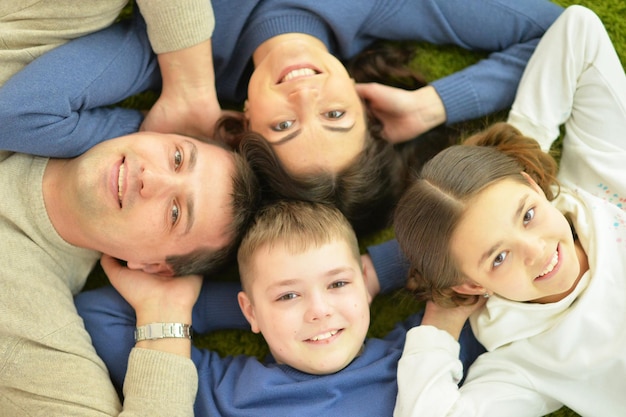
<box><xmin>304</xmin><ymin>294</ymin><xmax>332</xmax><ymax>322</ymax></box>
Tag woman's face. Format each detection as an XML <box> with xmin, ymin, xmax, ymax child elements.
<box><xmin>246</xmin><ymin>37</ymin><xmax>367</xmax><ymax>175</ymax></box>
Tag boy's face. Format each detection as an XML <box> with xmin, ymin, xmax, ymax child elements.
<box><xmin>238</xmin><ymin>240</ymin><xmax>371</xmax><ymax>375</ymax></box>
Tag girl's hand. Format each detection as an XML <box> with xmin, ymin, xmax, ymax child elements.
<box><xmin>355</xmin><ymin>83</ymin><xmax>446</xmax><ymax>143</ymax></box>
<box><xmin>421</xmin><ymin>298</ymin><xmax>487</xmax><ymax>340</ymax></box>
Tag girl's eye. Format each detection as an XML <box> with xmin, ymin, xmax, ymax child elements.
<box><xmin>271</xmin><ymin>120</ymin><xmax>294</xmax><ymax>132</ymax></box>
<box><xmin>493</xmin><ymin>251</ymin><xmax>508</xmax><ymax>268</ymax></box>
<box><xmin>324</xmin><ymin>110</ymin><xmax>345</xmax><ymax>119</ymax></box>
<box><xmin>278</xmin><ymin>292</ymin><xmax>298</xmax><ymax>301</ymax></box>
<box><xmin>329</xmin><ymin>281</ymin><xmax>348</xmax><ymax>289</ymax></box>
<box><xmin>170</xmin><ymin>202</ymin><xmax>180</xmax><ymax>225</ymax></box>
<box><xmin>174</xmin><ymin>149</ymin><xmax>183</xmax><ymax>169</ymax></box>
<box><xmin>523</xmin><ymin>208</ymin><xmax>535</xmax><ymax>225</ymax></box>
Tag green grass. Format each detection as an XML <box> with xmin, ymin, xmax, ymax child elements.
<box><xmin>85</xmin><ymin>2</ymin><xmax>624</xmax><ymax>415</ymax></box>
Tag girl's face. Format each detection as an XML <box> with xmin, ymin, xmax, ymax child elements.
<box><xmin>246</xmin><ymin>36</ymin><xmax>367</xmax><ymax>175</ymax></box>
<box><xmin>450</xmin><ymin>176</ymin><xmax>582</xmax><ymax>304</ymax></box>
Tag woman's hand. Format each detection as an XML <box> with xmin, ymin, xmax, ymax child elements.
<box><xmin>355</xmin><ymin>83</ymin><xmax>447</xmax><ymax>143</ymax></box>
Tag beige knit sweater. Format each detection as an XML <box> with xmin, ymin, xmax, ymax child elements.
<box><xmin>0</xmin><ymin>151</ymin><xmax>198</xmax><ymax>416</ymax></box>
<box><xmin>0</xmin><ymin>0</ymin><xmax>215</xmax><ymax>85</ymax></box>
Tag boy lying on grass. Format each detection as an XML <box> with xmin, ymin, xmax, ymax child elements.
<box><xmin>75</xmin><ymin>200</ymin><xmax>484</xmax><ymax>416</ymax></box>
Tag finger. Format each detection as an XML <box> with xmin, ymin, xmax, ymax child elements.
<box><xmin>100</xmin><ymin>254</ymin><xmax>126</xmax><ymax>285</ymax></box>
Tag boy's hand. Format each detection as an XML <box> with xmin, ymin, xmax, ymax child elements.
<box><xmin>355</xmin><ymin>83</ymin><xmax>446</xmax><ymax>143</ymax></box>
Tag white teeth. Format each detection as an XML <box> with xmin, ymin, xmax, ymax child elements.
<box><xmin>281</xmin><ymin>68</ymin><xmax>316</xmax><ymax>82</ymax></box>
<box><xmin>538</xmin><ymin>251</ymin><xmax>558</xmax><ymax>277</ymax></box>
<box><xmin>118</xmin><ymin>163</ymin><xmax>125</xmax><ymax>206</ymax></box>
<box><xmin>310</xmin><ymin>330</ymin><xmax>338</xmax><ymax>342</ymax></box>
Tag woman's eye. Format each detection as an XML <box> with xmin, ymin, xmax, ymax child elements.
<box><xmin>324</xmin><ymin>110</ymin><xmax>345</xmax><ymax>119</ymax></box>
<box><xmin>174</xmin><ymin>149</ymin><xmax>183</xmax><ymax>169</ymax></box>
<box><xmin>271</xmin><ymin>120</ymin><xmax>294</xmax><ymax>132</ymax></box>
<box><xmin>493</xmin><ymin>251</ymin><xmax>507</xmax><ymax>268</ymax></box>
<box><xmin>523</xmin><ymin>208</ymin><xmax>535</xmax><ymax>225</ymax></box>
<box><xmin>278</xmin><ymin>292</ymin><xmax>297</xmax><ymax>301</ymax></box>
<box><xmin>170</xmin><ymin>202</ymin><xmax>180</xmax><ymax>225</ymax></box>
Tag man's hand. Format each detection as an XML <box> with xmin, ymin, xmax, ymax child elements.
<box><xmin>355</xmin><ymin>83</ymin><xmax>447</xmax><ymax>143</ymax></box>
<box><xmin>101</xmin><ymin>254</ymin><xmax>202</xmax><ymax>325</ymax></box>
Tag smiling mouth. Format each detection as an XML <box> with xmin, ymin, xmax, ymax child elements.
<box><xmin>278</xmin><ymin>67</ymin><xmax>320</xmax><ymax>84</ymax></box>
<box><xmin>307</xmin><ymin>329</ymin><xmax>340</xmax><ymax>342</ymax></box>
<box><xmin>536</xmin><ymin>248</ymin><xmax>559</xmax><ymax>279</ymax></box>
<box><xmin>117</xmin><ymin>159</ymin><xmax>125</xmax><ymax>208</ymax></box>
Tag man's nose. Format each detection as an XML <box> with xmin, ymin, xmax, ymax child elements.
<box><xmin>139</xmin><ymin>168</ymin><xmax>179</xmax><ymax>198</ymax></box>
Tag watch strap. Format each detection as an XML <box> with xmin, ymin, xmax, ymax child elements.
<box><xmin>134</xmin><ymin>322</ymin><xmax>193</xmax><ymax>342</ymax></box>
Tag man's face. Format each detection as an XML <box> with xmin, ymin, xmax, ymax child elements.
<box><xmin>238</xmin><ymin>240</ymin><xmax>371</xmax><ymax>375</ymax></box>
<box><xmin>60</xmin><ymin>132</ymin><xmax>235</xmax><ymax>272</ymax></box>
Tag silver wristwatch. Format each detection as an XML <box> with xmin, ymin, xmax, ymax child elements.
<box><xmin>134</xmin><ymin>323</ymin><xmax>193</xmax><ymax>342</ymax></box>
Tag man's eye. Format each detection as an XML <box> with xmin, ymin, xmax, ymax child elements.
<box><xmin>170</xmin><ymin>202</ymin><xmax>180</xmax><ymax>225</ymax></box>
<box><xmin>174</xmin><ymin>149</ymin><xmax>183</xmax><ymax>169</ymax></box>
<box><xmin>271</xmin><ymin>120</ymin><xmax>294</xmax><ymax>132</ymax></box>
<box><xmin>324</xmin><ymin>110</ymin><xmax>345</xmax><ymax>119</ymax></box>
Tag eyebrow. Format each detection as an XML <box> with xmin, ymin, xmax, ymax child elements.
<box><xmin>183</xmin><ymin>141</ymin><xmax>198</xmax><ymax>235</ymax></box>
<box><xmin>272</xmin><ymin>122</ymin><xmax>357</xmax><ymax>145</ymax></box>
<box><xmin>266</xmin><ymin>267</ymin><xmax>354</xmax><ymax>291</ymax></box>
<box><xmin>477</xmin><ymin>193</ymin><xmax>529</xmax><ymax>267</ymax></box>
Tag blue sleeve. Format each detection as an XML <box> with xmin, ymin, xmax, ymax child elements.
<box><xmin>74</xmin><ymin>280</ymin><xmax>247</xmax><ymax>396</ymax></box>
<box><xmin>192</xmin><ymin>279</ymin><xmax>250</xmax><ymax>334</ymax></box>
<box><xmin>368</xmin><ymin>0</ymin><xmax>563</xmax><ymax>124</ymax></box>
<box><xmin>366</xmin><ymin>239</ymin><xmax>410</xmax><ymax>294</ymax></box>
<box><xmin>0</xmin><ymin>13</ymin><xmax>160</xmax><ymax>158</ymax></box>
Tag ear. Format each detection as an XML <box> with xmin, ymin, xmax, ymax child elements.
<box><xmin>451</xmin><ymin>281</ymin><xmax>488</xmax><ymax>296</ymax></box>
<box><xmin>126</xmin><ymin>261</ymin><xmax>175</xmax><ymax>277</ymax></box>
<box><xmin>520</xmin><ymin>171</ymin><xmax>545</xmax><ymax>196</ymax></box>
<box><xmin>243</xmin><ymin>100</ymin><xmax>250</xmax><ymax>117</ymax></box>
<box><xmin>360</xmin><ymin>259</ymin><xmax>374</xmax><ymax>305</ymax></box>
<box><xmin>237</xmin><ymin>291</ymin><xmax>260</xmax><ymax>333</ymax></box>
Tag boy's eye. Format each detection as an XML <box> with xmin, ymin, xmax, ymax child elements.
<box><xmin>329</xmin><ymin>281</ymin><xmax>348</xmax><ymax>289</ymax></box>
<box><xmin>170</xmin><ymin>202</ymin><xmax>180</xmax><ymax>225</ymax></box>
<box><xmin>523</xmin><ymin>208</ymin><xmax>535</xmax><ymax>225</ymax></box>
<box><xmin>277</xmin><ymin>292</ymin><xmax>298</xmax><ymax>301</ymax></box>
<box><xmin>271</xmin><ymin>120</ymin><xmax>294</xmax><ymax>132</ymax></box>
<box><xmin>493</xmin><ymin>251</ymin><xmax>507</xmax><ymax>268</ymax></box>
<box><xmin>324</xmin><ymin>110</ymin><xmax>345</xmax><ymax>119</ymax></box>
<box><xmin>174</xmin><ymin>149</ymin><xmax>183</xmax><ymax>169</ymax></box>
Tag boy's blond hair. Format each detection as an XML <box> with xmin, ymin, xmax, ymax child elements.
<box><xmin>237</xmin><ymin>200</ymin><xmax>361</xmax><ymax>291</ymax></box>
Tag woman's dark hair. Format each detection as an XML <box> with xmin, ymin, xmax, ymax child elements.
<box><xmin>214</xmin><ymin>42</ymin><xmax>459</xmax><ymax>236</ymax></box>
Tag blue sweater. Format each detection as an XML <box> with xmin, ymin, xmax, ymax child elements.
<box><xmin>75</xmin><ymin>283</ymin><xmax>485</xmax><ymax>416</ymax></box>
<box><xmin>0</xmin><ymin>0</ymin><xmax>562</xmax><ymax>157</ymax></box>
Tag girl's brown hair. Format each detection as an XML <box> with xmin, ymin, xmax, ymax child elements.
<box><xmin>393</xmin><ymin>122</ymin><xmax>559</xmax><ymax>307</ymax></box>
